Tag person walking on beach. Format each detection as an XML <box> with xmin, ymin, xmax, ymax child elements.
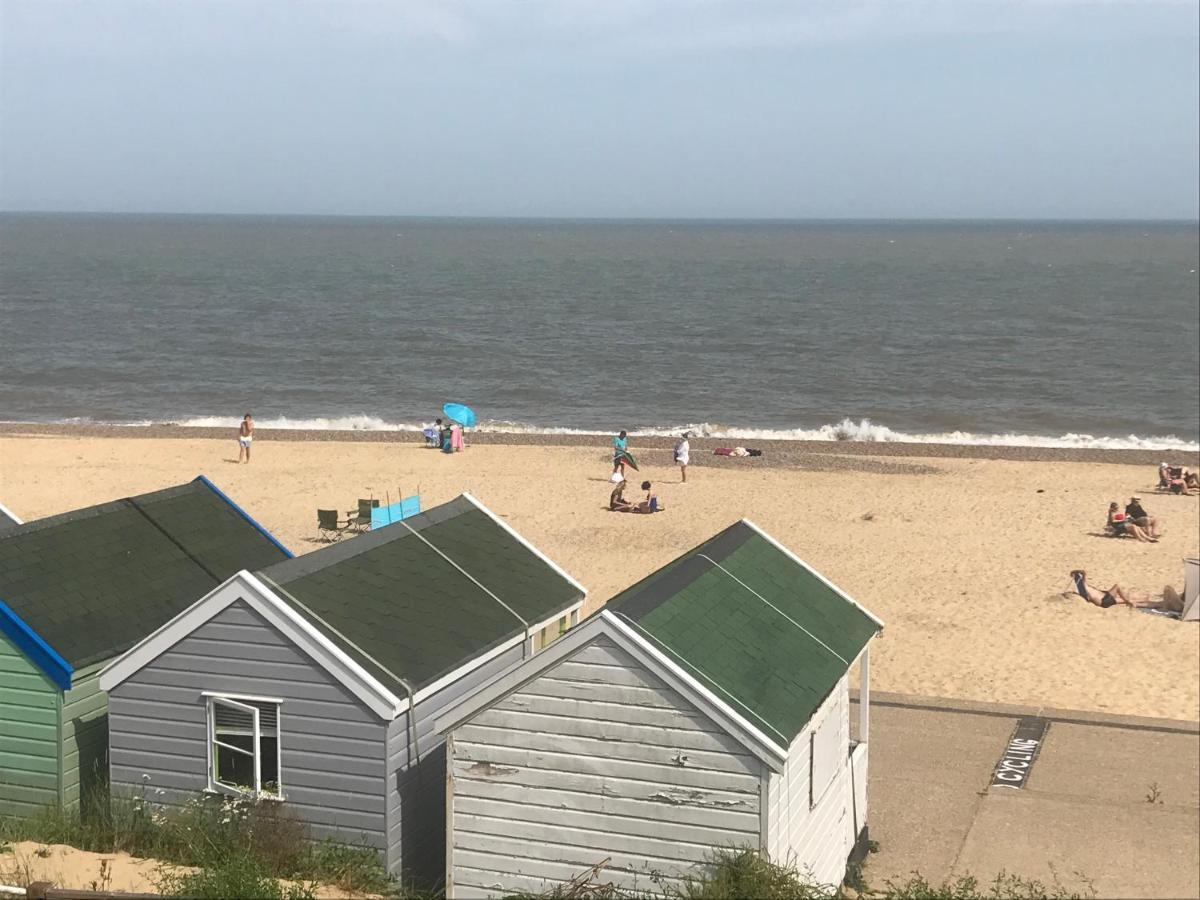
<box><xmin>237</xmin><ymin>413</ymin><xmax>254</xmax><ymax>464</ymax></box>
<box><xmin>674</xmin><ymin>432</ymin><xmax>691</xmax><ymax>483</ymax></box>
<box><xmin>612</xmin><ymin>430</ymin><xmax>628</xmax><ymax>475</ymax></box>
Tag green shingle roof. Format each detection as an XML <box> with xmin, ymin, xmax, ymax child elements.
<box><xmin>0</xmin><ymin>479</ymin><xmax>291</xmax><ymax>673</ymax></box>
<box><xmin>607</xmin><ymin>521</ymin><xmax>880</xmax><ymax>747</ymax></box>
<box><xmin>260</xmin><ymin>496</ymin><xmax>584</xmax><ymax>692</ymax></box>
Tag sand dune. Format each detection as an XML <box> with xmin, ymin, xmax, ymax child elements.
<box><xmin>1</xmin><ymin>433</ymin><xmax>1196</xmax><ymax>721</ymax></box>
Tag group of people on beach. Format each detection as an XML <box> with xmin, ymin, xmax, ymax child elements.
<box><xmin>1158</xmin><ymin>461</ymin><xmax>1199</xmax><ymax>495</ymax></box>
<box><xmin>1074</xmin><ymin>461</ymin><xmax>1198</xmax><ymax>615</ymax></box>
<box><xmin>605</xmin><ymin>429</ymin><xmax>692</xmax><ymax>514</ymax></box>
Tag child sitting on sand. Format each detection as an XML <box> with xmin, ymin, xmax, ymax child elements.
<box><xmin>635</xmin><ymin>481</ymin><xmax>662</xmax><ymax>514</ymax></box>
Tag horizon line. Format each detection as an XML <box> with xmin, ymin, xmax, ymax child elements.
<box><xmin>2</xmin><ymin>209</ymin><xmax>1198</xmax><ymax>225</ymax></box>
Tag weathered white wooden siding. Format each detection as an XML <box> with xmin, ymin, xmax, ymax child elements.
<box><xmin>448</xmin><ymin>636</ymin><xmax>765</xmax><ymax>898</ymax></box>
<box><xmin>384</xmin><ymin>643</ymin><xmax>524</xmax><ymax>886</ymax></box>
<box><xmin>107</xmin><ymin>599</ymin><xmax>389</xmax><ymax>851</ymax></box>
<box><xmin>764</xmin><ymin>675</ymin><xmax>852</xmax><ymax>889</ymax></box>
<box><xmin>60</xmin><ymin>663</ymin><xmax>108</xmax><ymax>809</ymax></box>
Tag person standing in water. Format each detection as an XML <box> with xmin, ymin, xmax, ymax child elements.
<box><xmin>237</xmin><ymin>413</ymin><xmax>254</xmax><ymax>463</ymax></box>
<box><xmin>674</xmin><ymin>432</ymin><xmax>690</xmax><ymax>483</ymax></box>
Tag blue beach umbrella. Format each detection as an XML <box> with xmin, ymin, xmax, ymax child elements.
<box><xmin>443</xmin><ymin>402</ymin><xmax>477</xmax><ymax>428</ymax></box>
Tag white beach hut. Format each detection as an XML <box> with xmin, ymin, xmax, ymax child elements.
<box><xmin>435</xmin><ymin>520</ymin><xmax>883</xmax><ymax>898</ymax></box>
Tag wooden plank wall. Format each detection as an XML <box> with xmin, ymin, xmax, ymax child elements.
<box><xmin>106</xmin><ymin>599</ymin><xmax>390</xmax><ymax>850</ymax></box>
<box><xmin>763</xmin><ymin>675</ymin><xmax>852</xmax><ymax>889</ymax></box>
<box><xmin>448</xmin><ymin>635</ymin><xmax>765</xmax><ymax>897</ymax></box>
<box><xmin>0</xmin><ymin>629</ymin><xmax>60</xmax><ymax>817</ymax></box>
<box><xmin>60</xmin><ymin>664</ymin><xmax>108</xmax><ymax>809</ymax></box>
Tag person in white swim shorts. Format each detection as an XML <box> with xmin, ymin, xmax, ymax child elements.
<box><xmin>238</xmin><ymin>412</ymin><xmax>255</xmax><ymax>464</ymax></box>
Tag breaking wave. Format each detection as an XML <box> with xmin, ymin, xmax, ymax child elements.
<box><xmin>150</xmin><ymin>415</ymin><xmax>1200</xmax><ymax>451</ymax></box>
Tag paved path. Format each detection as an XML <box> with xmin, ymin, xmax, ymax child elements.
<box><xmin>857</xmin><ymin>693</ymin><xmax>1199</xmax><ymax>899</ymax></box>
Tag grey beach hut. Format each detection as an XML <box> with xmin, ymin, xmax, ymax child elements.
<box><xmin>0</xmin><ymin>477</ymin><xmax>291</xmax><ymax>819</ymax></box>
<box><xmin>436</xmin><ymin>519</ymin><xmax>882</xmax><ymax>897</ymax></box>
<box><xmin>99</xmin><ymin>493</ymin><xmax>586</xmax><ymax>889</ymax></box>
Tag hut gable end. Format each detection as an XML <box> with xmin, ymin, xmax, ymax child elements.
<box><xmin>449</xmin><ymin>634</ymin><xmax>765</xmax><ymax>896</ymax></box>
<box><xmin>107</xmin><ymin>598</ymin><xmax>389</xmax><ymax>849</ymax></box>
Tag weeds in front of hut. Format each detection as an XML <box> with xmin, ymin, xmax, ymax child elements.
<box><xmin>154</xmin><ymin>850</ymin><xmax>317</xmax><ymax>899</ymax></box>
<box><xmin>504</xmin><ymin>849</ymin><xmax>1097</xmax><ymax>900</ymax></box>
<box><xmin>0</xmin><ymin>777</ymin><xmax>393</xmax><ymax>896</ymax></box>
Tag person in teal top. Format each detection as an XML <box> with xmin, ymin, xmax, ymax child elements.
<box><xmin>612</xmin><ymin>430</ymin><xmax>628</xmax><ymax>475</ymax></box>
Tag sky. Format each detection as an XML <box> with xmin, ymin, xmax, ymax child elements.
<box><xmin>1</xmin><ymin>0</ymin><xmax>1197</xmax><ymax>219</ymax></box>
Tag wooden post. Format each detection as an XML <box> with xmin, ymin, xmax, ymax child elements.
<box><xmin>859</xmin><ymin>647</ymin><xmax>870</xmax><ymax>746</ymax></box>
<box><xmin>444</xmin><ymin>733</ymin><xmax>455</xmax><ymax>900</ymax></box>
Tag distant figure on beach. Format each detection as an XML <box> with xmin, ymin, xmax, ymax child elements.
<box><xmin>237</xmin><ymin>413</ymin><xmax>254</xmax><ymax>464</ymax></box>
<box><xmin>613</xmin><ymin>430</ymin><xmax>628</xmax><ymax>475</ymax></box>
<box><xmin>609</xmin><ymin>478</ymin><xmax>634</xmax><ymax>511</ymax></box>
<box><xmin>674</xmin><ymin>432</ymin><xmax>690</xmax><ymax>483</ymax></box>
<box><xmin>1124</xmin><ymin>497</ymin><xmax>1163</xmax><ymax>539</ymax></box>
<box><xmin>1158</xmin><ymin>462</ymin><xmax>1199</xmax><ymax>495</ymax></box>
<box><xmin>1070</xmin><ymin>570</ymin><xmax>1184</xmax><ymax>613</ymax></box>
<box><xmin>1106</xmin><ymin>502</ymin><xmax>1154</xmax><ymax>542</ymax></box>
<box><xmin>636</xmin><ymin>480</ymin><xmax>662</xmax><ymax>514</ymax></box>
<box><xmin>450</xmin><ymin>423</ymin><xmax>466</xmax><ymax>452</ymax></box>
<box><xmin>1070</xmin><ymin>570</ymin><xmax>1132</xmax><ymax>608</ymax></box>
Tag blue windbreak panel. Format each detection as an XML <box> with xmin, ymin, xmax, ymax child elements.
<box><xmin>371</xmin><ymin>497</ymin><xmax>422</xmax><ymax>530</ymax></box>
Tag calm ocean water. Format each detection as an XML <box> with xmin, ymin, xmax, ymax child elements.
<box><xmin>1</xmin><ymin>214</ymin><xmax>1197</xmax><ymax>449</ymax></box>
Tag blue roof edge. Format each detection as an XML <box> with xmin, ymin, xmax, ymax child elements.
<box><xmin>193</xmin><ymin>475</ymin><xmax>294</xmax><ymax>559</ymax></box>
<box><xmin>0</xmin><ymin>597</ymin><xmax>73</xmax><ymax>691</ymax></box>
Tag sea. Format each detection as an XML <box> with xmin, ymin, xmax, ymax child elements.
<box><xmin>1</xmin><ymin>213</ymin><xmax>1197</xmax><ymax>451</ymax></box>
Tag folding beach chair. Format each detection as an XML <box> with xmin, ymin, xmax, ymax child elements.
<box><xmin>346</xmin><ymin>498</ymin><xmax>377</xmax><ymax>533</ymax></box>
<box><xmin>317</xmin><ymin>509</ymin><xmax>351</xmax><ymax>542</ymax></box>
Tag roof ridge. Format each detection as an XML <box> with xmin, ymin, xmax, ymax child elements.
<box><xmin>263</xmin><ymin>495</ymin><xmax>474</xmax><ymax>583</ymax></box>
<box><xmin>0</xmin><ymin>482</ymin><xmax>200</xmax><ymax>540</ymax></box>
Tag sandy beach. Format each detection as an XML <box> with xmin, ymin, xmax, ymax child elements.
<box><xmin>1</xmin><ymin>427</ymin><xmax>1197</xmax><ymax>722</ymax></box>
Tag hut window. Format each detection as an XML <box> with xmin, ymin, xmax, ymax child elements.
<box><xmin>207</xmin><ymin>695</ymin><xmax>282</xmax><ymax>800</ymax></box>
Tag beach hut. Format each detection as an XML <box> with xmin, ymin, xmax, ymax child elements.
<box><xmin>436</xmin><ymin>520</ymin><xmax>883</xmax><ymax>898</ymax></box>
<box><xmin>99</xmin><ymin>493</ymin><xmax>586</xmax><ymax>889</ymax></box>
<box><xmin>0</xmin><ymin>477</ymin><xmax>290</xmax><ymax>819</ymax></box>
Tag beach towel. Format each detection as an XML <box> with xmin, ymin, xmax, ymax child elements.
<box><xmin>714</xmin><ymin>448</ymin><xmax>733</xmax><ymax>456</ymax></box>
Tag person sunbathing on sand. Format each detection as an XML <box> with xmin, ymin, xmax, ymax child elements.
<box><xmin>1070</xmin><ymin>570</ymin><xmax>1133</xmax><ymax>608</ymax></box>
<box><xmin>1070</xmin><ymin>570</ymin><xmax>1184</xmax><ymax>613</ymax></box>
<box><xmin>1107</xmin><ymin>502</ymin><xmax>1155</xmax><ymax>542</ymax></box>
<box><xmin>1129</xmin><ymin>585</ymin><xmax>1186</xmax><ymax>613</ymax></box>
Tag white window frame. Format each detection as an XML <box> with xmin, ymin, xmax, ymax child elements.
<box><xmin>205</xmin><ymin>694</ymin><xmax>283</xmax><ymax>800</ymax></box>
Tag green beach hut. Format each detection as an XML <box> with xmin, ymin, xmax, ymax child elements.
<box><xmin>0</xmin><ymin>477</ymin><xmax>290</xmax><ymax>818</ymax></box>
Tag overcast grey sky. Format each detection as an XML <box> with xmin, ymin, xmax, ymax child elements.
<box><xmin>1</xmin><ymin>0</ymin><xmax>1197</xmax><ymax>219</ymax></box>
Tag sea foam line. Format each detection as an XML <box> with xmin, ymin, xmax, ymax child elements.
<box><xmin>58</xmin><ymin>414</ymin><xmax>1200</xmax><ymax>452</ymax></box>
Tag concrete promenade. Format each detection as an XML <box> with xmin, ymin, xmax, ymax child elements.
<box><xmin>857</xmin><ymin>692</ymin><xmax>1199</xmax><ymax>899</ymax></box>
